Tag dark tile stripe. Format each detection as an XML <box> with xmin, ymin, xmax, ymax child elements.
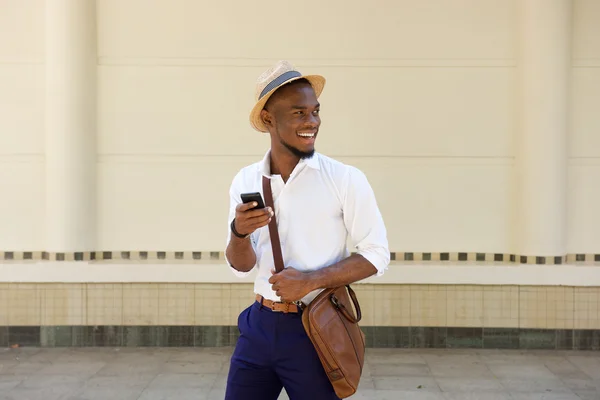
<box><xmin>556</xmin><ymin>329</ymin><xmax>574</xmax><ymax>350</ymax></box>
<box><xmin>0</xmin><ymin>326</ymin><xmax>7</xmax><ymax>347</ymax></box>
<box><xmin>483</xmin><ymin>328</ymin><xmax>519</xmax><ymax>349</ymax></box>
<box><xmin>519</xmin><ymin>329</ymin><xmax>556</xmax><ymax>350</ymax></box>
<box><xmin>410</xmin><ymin>327</ymin><xmax>447</xmax><ymax>348</ymax></box>
<box><xmin>8</xmin><ymin>326</ymin><xmax>40</xmax><ymax>347</ymax></box>
<box><xmin>447</xmin><ymin>328</ymin><xmax>483</xmax><ymax>348</ymax></box>
<box><xmin>2</xmin><ymin>251</ymin><xmax>600</xmax><ymax>264</ymax></box>
<box><xmin>574</xmin><ymin>330</ymin><xmax>600</xmax><ymax>350</ymax></box>
<box><xmin>6</xmin><ymin>326</ymin><xmax>600</xmax><ymax>349</ymax></box>
<box><xmin>195</xmin><ymin>326</ymin><xmax>236</xmax><ymax>347</ymax></box>
<box><xmin>84</xmin><ymin>326</ymin><xmax>123</xmax><ymax>347</ymax></box>
<box><xmin>361</xmin><ymin>327</ymin><xmax>410</xmax><ymax>348</ymax></box>
<box><xmin>41</xmin><ymin>326</ymin><xmax>85</xmax><ymax>347</ymax></box>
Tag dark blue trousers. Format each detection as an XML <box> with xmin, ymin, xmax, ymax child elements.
<box><xmin>225</xmin><ymin>300</ymin><xmax>341</xmax><ymax>400</ymax></box>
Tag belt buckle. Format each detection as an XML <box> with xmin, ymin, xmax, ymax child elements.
<box><xmin>275</xmin><ymin>301</ymin><xmax>299</xmax><ymax>313</ymax></box>
<box><xmin>275</xmin><ymin>302</ymin><xmax>291</xmax><ymax>313</ymax></box>
<box><xmin>270</xmin><ymin>300</ymin><xmax>304</xmax><ymax>313</ymax></box>
<box><xmin>269</xmin><ymin>300</ymin><xmax>285</xmax><ymax>313</ymax></box>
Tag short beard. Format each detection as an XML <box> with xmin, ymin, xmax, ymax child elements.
<box><xmin>282</xmin><ymin>140</ymin><xmax>315</xmax><ymax>160</ymax></box>
<box><xmin>276</xmin><ymin>127</ymin><xmax>315</xmax><ymax>160</ymax></box>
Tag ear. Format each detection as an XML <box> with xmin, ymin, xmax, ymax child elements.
<box><xmin>260</xmin><ymin>109</ymin><xmax>273</xmax><ymax>128</ymax></box>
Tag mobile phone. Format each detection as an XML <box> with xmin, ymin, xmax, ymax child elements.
<box><xmin>240</xmin><ymin>192</ymin><xmax>265</xmax><ymax>209</ymax></box>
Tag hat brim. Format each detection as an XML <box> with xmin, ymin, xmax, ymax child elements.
<box><xmin>249</xmin><ymin>75</ymin><xmax>326</xmax><ymax>133</ymax></box>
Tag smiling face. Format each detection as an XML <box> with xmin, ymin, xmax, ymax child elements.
<box><xmin>260</xmin><ymin>79</ymin><xmax>321</xmax><ymax>160</ymax></box>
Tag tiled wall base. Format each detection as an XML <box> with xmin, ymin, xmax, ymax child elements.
<box><xmin>4</xmin><ymin>284</ymin><xmax>600</xmax><ymax>333</ymax></box>
<box><xmin>2</xmin><ymin>325</ymin><xmax>600</xmax><ymax>350</ymax></box>
<box><xmin>1</xmin><ymin>281</ymin><xmax>598</xmax><ymax>349</ymax></box>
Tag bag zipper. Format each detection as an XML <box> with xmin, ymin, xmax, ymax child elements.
<box><xmin>335</xmin><ymin>305</ymin><xmax>362</xmax><ymax>374</ymax></box>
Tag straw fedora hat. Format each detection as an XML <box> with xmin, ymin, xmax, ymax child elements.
<box><xmin>249</xmin><ymin>60</ymin><xmax>326</xmax><ymax>132</ymax></box>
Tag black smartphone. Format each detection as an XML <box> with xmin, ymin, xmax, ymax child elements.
<box><xmin>240</xmin><ymin>192</ymin><xmax>265</xmax><ymax>209</ymax></box>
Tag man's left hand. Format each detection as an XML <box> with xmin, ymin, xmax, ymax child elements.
<box><xmin>268</xmin><ymin>267</ymin><xmax>315</xmax><ymax>302</ymax></box>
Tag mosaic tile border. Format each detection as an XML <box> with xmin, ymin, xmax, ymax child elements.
<box><xmin>0</xmin><ymin>251</ymin><xmax>225</xmax><ymax>262</ymax></box>
<box><xmin>1</xmin><ymin>251</ymin><xmax>599</xmax><ymax>265</ymax></box>
<box><xmin>2</xmin><ymin>326</ymin><xmax>600</xmax><ymax>350</ymax></box>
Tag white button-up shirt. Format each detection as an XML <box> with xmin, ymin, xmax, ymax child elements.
<box><xmin>226</xmin><ymin>151</ymin><xmax>390</xmax><ymax>304</ymax></box>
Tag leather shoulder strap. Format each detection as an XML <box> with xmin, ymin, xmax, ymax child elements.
<box><xmin>262</xmin><ymin>176</ymin><xmax>284</xmax><ymax>273</ymax></box>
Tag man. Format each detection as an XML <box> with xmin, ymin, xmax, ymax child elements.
<box><xmin>224</xmin><ymin>60</ymin><xmax>389</xmax><ymax>400</ymax></box>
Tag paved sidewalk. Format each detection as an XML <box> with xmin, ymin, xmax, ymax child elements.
<box><xmin>1</xmin><ymin>347</ymin><xmax>599</xmax><ymax>399</ymax></box>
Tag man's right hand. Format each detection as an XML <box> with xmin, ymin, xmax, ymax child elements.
<box><xmin>233</xmin><ymin>202</ymin><xmax>273</xmax><ymax>236</ymax></box>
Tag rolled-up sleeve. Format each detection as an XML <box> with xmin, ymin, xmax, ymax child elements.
<box><xmin>342</xmin><ymin>166</ymin><xmax>390</xmax><ymax>276</ymax></box>
<box><xmin>225</xmin><ymin>170</ymin><xmax>256</xmax><ymax>277</ymax></box>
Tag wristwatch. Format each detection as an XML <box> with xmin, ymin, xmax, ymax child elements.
<box><xmin>230</xmin><ymin>218</ymin><xmax>250</xmax><ymax>239</ymax></box>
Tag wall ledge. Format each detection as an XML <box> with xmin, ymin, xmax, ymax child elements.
<box><xmin>1</xmin><ymin>261</ymin><xmax>600</xmax><ymax>286</ymax></box>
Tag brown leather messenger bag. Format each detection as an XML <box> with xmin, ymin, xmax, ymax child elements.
<box><xmin>262</xmin><ymin>176</ymin><xmax>366</xmax><ymax>399</ymax></box>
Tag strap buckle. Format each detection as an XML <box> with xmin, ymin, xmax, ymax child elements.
<box><xmin>293</xmin><ymin>300</ymin><xmax>305</xmax><ymax>311</ymax></box>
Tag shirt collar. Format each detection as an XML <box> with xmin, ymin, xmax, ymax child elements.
<box><xmin>260</xmin><ymin>150</ymin><xmax>321</xmax><ymax>177</ymax></box>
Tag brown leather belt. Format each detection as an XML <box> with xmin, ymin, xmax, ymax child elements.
<box><xmin>256</xmin><ymin>294</ymin><xmax>304</xmax><ymax>313</ymax></box>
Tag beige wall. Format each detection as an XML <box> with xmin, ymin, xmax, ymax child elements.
<box><xmin>0</xmin><ymin>0</ymin><xmax>598</xmax><ymax>259</ymax></box>
<box><xmin>0</xmin><ymin>1</ymin><xmax>45</xmax><ymax>251</ymax></box>
<box><xmin>569</xmin><ymin>0</ymin><xmax>600</xmax><ymax>254</ymax></box>
<box><xmin>95</xmin><ymin>0</ymin><xmax>515</xmax><ymax>253</ymax></box>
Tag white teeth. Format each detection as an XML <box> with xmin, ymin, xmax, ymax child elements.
<box><xmin>298</xmin><ymin>133</ymin><xmax>315</xmax><ymax>137</ymax></box>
